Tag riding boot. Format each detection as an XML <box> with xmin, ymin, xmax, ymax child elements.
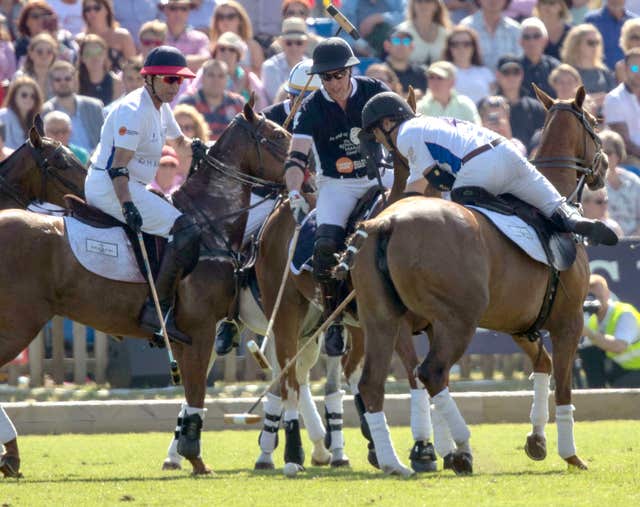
<box><xmin>214</xmin><ymin>319</ymin><xmax>240</xmax><ymax>355</ymax></box>
<box><xmin>550</xmin><ymin>202</ymin><xmax>618</xmax><ymax>246</ymax></box>
<box><xmin>321</xmin><ymin>278</ymin><xmax>347</xmax><ymax>357</ymax></box>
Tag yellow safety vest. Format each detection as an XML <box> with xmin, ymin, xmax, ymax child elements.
<box><xmin>588</xmin><ymin>301</ymin><xmax>640</xmax><ymax>370</ymax></box>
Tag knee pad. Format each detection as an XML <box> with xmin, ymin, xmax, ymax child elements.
<box><xmin>171</xmin><ymin>214</ymin><xmax>201</xmax><ymax>272</ymax></box>
<box><xmin>313</xmin><ymin>225</ymin><xmax>345</xmax><ymax>280</ymax></box>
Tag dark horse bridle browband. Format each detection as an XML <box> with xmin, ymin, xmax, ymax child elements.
<box><xmin>0</xmin><ymin>139</ymin><xmax>85</xmax><ymax>209</ymax></box>
<box><xmin>530</xmin><ymin>102</ymin><xmax>604</xmax><ymax>203</ymax></box>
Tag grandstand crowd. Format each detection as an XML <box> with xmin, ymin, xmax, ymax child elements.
<box><xmin>0</xmin><ymin>0</ymin><xmax>639</xmax><ymax>237</ymax></box>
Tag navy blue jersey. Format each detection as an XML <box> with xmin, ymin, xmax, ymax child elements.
<box><xmin>293</xmin><ymin>76</ymin><xmax>389</xmax><ymax>179</ymax></box>
<box><xmin>262</xmin><ymin>100</ymin><xmax>291</xmax><ymax>131</ymax></box>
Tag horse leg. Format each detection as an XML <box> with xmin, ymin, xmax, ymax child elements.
<box><xmin>0</xmin><ymin>407</ymin><xmax>20</xmax><ymax>478</ymax></box>
<box><xmin>512</xmin><ymin>335</ymin><xmax>553</xmax><ymax>462</ymax></box>
<box><xmin>322</xmin><ymin>352</ymin><xmax>349</xmax><ymax>467</ymax></box>
<box><xmin>256</xmin><ymin>338</ymin><xmax>283</xmax><ymax>470</ymax></box>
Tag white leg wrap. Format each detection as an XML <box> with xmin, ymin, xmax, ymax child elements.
<box><xmin>364</xmin><ymin>411</ymin><xmax>413</xmax><ymax>476</ymax></box>
<box><xmin>410</xmin><ymin>389</ymin><xmax>432</xmax><ymax>442</ymax></box>
<box><xmin>184</xmin><ymin>405</ymin><xmax>206</xmax><ymax>418</ymax></box>
<box><xmin>556</xmin><ymin>404</ymin><xmax>577</xmax><ymax>459</ymax></box>
<box><xmin>298</xmin><ymin>384</ymin><xmax>325</xmax><ymax>443</ymax></box>
<box><xmin>259</xmin><ymin>393</ymin><xmax>282</xmax><ymax>454</ymax></box>
<box><xmin>324</xmin><ymin>390</ymin><xmax>345</xmax><ymax>451</ymax></box>
<box><xmin>166</xmin><ymin>403</ymin><xmax>186</xmax><ymax>464</ymax></box>
<box><xmin>283</xmin><ymin>408</ymin><xmax>299</xmax><ymax>423</ymax></box>
<box><xmin>431</xmin><ymin>404</ymin><xmax>456</xmax><ymax>458</ymax></box>
<box><xmin>432</xmin><ymin>388</ymin><xmax>471</xmax><ymax>453</ymax></box>
<box><xmin>0</xmin><ymin>405</ymin><xmax>17</xmax><ymax>444</ymax></box>
<box><xmin>347</xmin><ymin>368</ymin><xmax>362</xmax><ymax>395</ymax></box>
<box><xmin>529</xmin><ymin>373</ymin><xmax>550</xmax><ymax>435</ymax></box>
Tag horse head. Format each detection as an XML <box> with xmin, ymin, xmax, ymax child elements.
<box><xmin>532</xmin><ymin>84</ymin><xmax>607</xmax><ymax>201</ymax></box>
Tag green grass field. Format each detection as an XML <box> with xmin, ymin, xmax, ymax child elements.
<box><xmin>1</xmin><ymin>421</ymin><xmax>638</xmax><ymax>507</ymax></box>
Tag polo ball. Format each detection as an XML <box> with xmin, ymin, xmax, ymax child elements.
<box><xmin>283</xmin><ymin>462</ymin><xmax>300</xmax><ymax>477</ymax></box>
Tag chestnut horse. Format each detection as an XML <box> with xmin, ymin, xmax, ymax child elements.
<box><xmin>0</xmin><ymin>103</ymin><xmax>289</xmax><ymax>478</ymax></box>
<box><xmin>346</xmin><ymin>86</ymin><xmax>603</xmax><ymax>475</ymax></box>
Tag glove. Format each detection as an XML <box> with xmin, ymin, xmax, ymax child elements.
<box><xmin>122</xmin><ymin>201</ymin><xmax>142</xmax><ymax>232</ymax></box>
<box><xmin>191</xmin><ymin>138</ymin><xmax>207</xmax><ymax>160</ymax></box>
<box><xmin>288</xmin><ymin>190</ymin><xmax>309</xmax><ymax>225</ymax></box>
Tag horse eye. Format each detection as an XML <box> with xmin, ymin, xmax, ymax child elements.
<box><xmin>274</xmin><ymin>131</ymin><xmax>285</xmax><ymax>140</ymax></box>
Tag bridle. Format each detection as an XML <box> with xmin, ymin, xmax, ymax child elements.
<box><xmin>0</xmin><ymin>139</ymin><xmax>85</xmax><ymax>210</ymax></box>
<box><xmin>531</xmin><ymin>102</ymin><xmax>605</xmax><ymax>203</ymax></box>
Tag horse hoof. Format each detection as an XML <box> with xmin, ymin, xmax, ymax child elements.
<box><xmin>381</xmin><ymin>463</ymin><xmax>414</xmax><ymax>477</ymax></box>
<box><xmin>161</xmin><ymin>460</ymin><xmax>182</xmax><ymax>471</ymax></box>
<box><xmin>565</xmin><ymin>455</ymin><xmax>588</xmax><ymax>470</ymax></box>
<box><xmin>524</xmin><ymin>433</ymin><xmax>547</xmax><ymax>461</ymax></box>
<box><xmin>311</xmin><ymin>446</ymin><xmax>331</xmax><ymax>466</ymax></box>
<box><xmin>254</xmin><ymin>461</ymin><xmax>275</xmax><ymax>471</ymax></box>
<box><xmin>410</xmin><ymin>440</ymin><xmax>438</xmax><ymax>473</ymax></box>
<box><xmin>443</xmin><ymin>453</ymin><xmax>454</xmax><ymax>471</ymax></box>
<box><xmin>367</xmin><ymin>449</ymin><xmax>380</xmax><ymax>470</ymax></box>
<box><xmin>330</xmin><ymin>458</ymin><xmax>351</xmax><ymax>468</ymax></box>
<box><xmin>0</xmin><ymin>455</ymin><xmax>22</xmax><ymax>478</ymax></box>
<box><xmin>451</xmin><ymin>452</ymin><xmax>473</xmax><ymax>476</ymax></box>
<box><xmin>188</xmin><ymin>457</ymin><xmax>212</xmax><ymax>475</ymax></box>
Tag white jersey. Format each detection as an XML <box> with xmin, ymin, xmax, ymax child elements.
<box><xmin>91</xmin><ymin>87</ymin><xmax>181</xmax><ymax>184</ymax></box>
<box><xmin>396</xmin><ymin>116</ymin><xmax>499</xmax><ymax>179</ymax></box>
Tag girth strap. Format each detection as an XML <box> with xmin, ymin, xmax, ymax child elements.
<box><xmin>521</xmin><ymin>266</ymin><xmax>560</xmax><ymax>342</ymax></box>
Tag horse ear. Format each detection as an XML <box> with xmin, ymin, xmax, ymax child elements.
<box><xmin>29</xmin><ymin>125</ymin><xmax>43</xmax><ymax>148</ymax></box>
<box><xmin>407</xmin><ymin>86</ymin><xmax>417</xmax><ymax>113</ymax></box>
<box><xmin>34</xmin><ymin>113</ymin><xmax>45</xmax><ymax>136</ymax></box>
<box><xmin>574</xmin><ymin>85</ymin><xmax>586</xmax><ymax>110</ymax></box>
<box><xmin>533</xmin><ymin>83</ymin><xmax>554</xmax><ymax>111</ymax></box>
<box><xmin>247</xmin><ymin>91</ymin><xmax>255</xmax><ymax>110</ymax></box>
<box><xmin>244</xmin><ymin>98</ymin><xmax>257</xmax><ymax>124</ymax></box>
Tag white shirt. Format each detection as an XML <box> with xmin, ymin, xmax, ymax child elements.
<box><xmin>48</xmin><ymin>0</ymin><xmax>84</xmax><ymax>36</ymax></box>
<box><xmin>91</xmin><ymin>87</ymin><xmax>181</xmax><ymax>184</ymax></box>
<box><xmin>396</xmin><ymin>116</ymin><xmax>497</xmax><ymax>184</ymax></box>
<box><xmin>454</xmin><ymin>66</ymin><xmax>495</xmax><ymax>105</ymax></box>
<box><xmin>603</xmin><ymin>83</ymin><xmax>640</xmax><ymax>147</ymax></box>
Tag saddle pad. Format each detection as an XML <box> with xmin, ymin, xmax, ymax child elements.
<box><xmin>65</xmin><ymin>217</ymin><xmax>146</xmax><ymax>283</ymax></box>
<box><xmin>468</xmin><ymin>206</ymin><xmax>549</xmax><ymax>267</ymax></box>
<box><xmin>290</xmin><ymin>209</ymin><xmax>316</xmax><ymax>275</ymax></box>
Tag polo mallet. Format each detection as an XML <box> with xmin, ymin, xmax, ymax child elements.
<box><xmin>137</xmin><ymin>232</ymin><xmax>181</xmax><ymax>385</ymax></box>
<box><xmin>283</xmin><ymin>75</ymin><xmax>314</xmax><ymax>130</ymax></box>
<box><xmin>225</xmin><ymin>289</ymin><xmax>357</xmax><ymax>425</ymax></box>
<box><xmin>326</xmin><ymin>3</ymin><xmax>360</xmax><ymax>40</ymax></box>
<box><xmin>246</xmin><ymin>224</ymin><xmax>302</xmax><ymax>374</ymax></box>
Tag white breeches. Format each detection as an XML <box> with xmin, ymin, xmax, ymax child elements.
<box><xmin>85</xmin><ymin>169</ymin><xmax>181</xmax><ymax>238</ymax></box>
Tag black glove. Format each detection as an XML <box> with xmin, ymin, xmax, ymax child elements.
<box><xmin>122</xmin><ymin>201</ymin><xmax>142</xmax><ymax>232</ymax></box>
<box><xmin>191</xmin><ymin>138</ymin><xmax>207</xmax><ymax>160</ymax></box>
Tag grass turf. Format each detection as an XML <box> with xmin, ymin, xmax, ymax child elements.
<box><xmin>1</xmin><ymin>421</ymin><xmax>638</xmax><ymax>506</ymax></box>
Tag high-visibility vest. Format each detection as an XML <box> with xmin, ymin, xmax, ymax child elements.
<box><xmin>588</xmin><ymin>301</ymin><xmax>640</xmax><ymax>370</ymax></box>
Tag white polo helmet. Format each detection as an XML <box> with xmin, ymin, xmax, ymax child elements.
<box><xmin>284</xmin><ymin>60</ymin><xmax>322</xmax><ymax>97</ymax></box>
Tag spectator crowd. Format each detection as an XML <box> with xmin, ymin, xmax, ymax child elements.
<box><xmin>1</xmin><ymin>0</ymin><xmax>640</xmax><ymax>237</ymax></box>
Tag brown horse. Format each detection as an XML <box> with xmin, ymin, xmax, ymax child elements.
<box><xmin>0</xmin><ymin>103</ymin><xmax>289</xmax><ymax>478</ymax></box>
<box><xmin>0</xmin><ymin>116</ymin><xmax>86</xmax><ymax>210</ymax></box>
<box><xmin>346</xmin><ymin>86</ymin><xmax>603</xmax><ymax>476</ymax></box>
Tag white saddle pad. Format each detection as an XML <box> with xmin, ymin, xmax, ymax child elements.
<box><xmin>468</xmin><ymin>206</ymin><xmax>549</xmax><ymax>266</ymax></box>
<box><xmin>64</xmin><ymin>217</ymin><xmax>146</xmax><ymax>283</ymax></box>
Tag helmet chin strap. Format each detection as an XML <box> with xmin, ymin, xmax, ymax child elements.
<box><xmin>145</xmin><ymin>76</ymin><xmax>162</xmax><ymax>104</ymax></box>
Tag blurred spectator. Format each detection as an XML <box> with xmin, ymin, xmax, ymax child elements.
<box><xmin>78</xmin><ymin>0</ymin><xmax>136</xmax><ymax>72</ymax></box>
<box><xmin>461</xmin><ymin>0</ymin><xmax>522</xmax><ymax>71</ymax></box>
<box><xmin>570</xmin><ymin>0</ymin><xmax>591</xmax><ymax>24</ymax></box>
<box><xmin>0</xmin><ymin>13</ymin><xmax>16</xmax><ymax>83</ymax></box>
<box><xmin>173</xmin><ymin>103</ymin><xmax>209</xmax><ymax>179</ymax></box>
<box><xmin>340</xmin><ymin>0</ymin><xmax>407</xmax><ymax>58</ymax></box>
<box><xmin>186</xmin><ymin>0</ymin><xmax>217</xmax><ymax>33</ymax></box>
<box><xmin>443</xmin><ymin>25</ymin><xmax>495</xmax><ymax>104</ymax></box>
<box><xmin>478</xmin><ymin>94</ymin><xmax>527</xmax><ymax>154</ymax></box>
<box><xmin>584</xmin><ymin>0</ymin><xmax>637</xmax><ymax>71</ymax></box>
<box><xmin>16</xmin><ymin>33</ymin><xmax>58</xmax><ymax>100</ymax></box>
<box><xmin>43</xmin><ymin>110</ymin><xmax>90</xmax><ymax>165</ymax></box>
<box><xmin>582</xmin><ymin>186</ymin><xmax>624</xmax><ymax>238</ymax></box>
<box><xmin>103</xmin><ymin>56</ymin><xmax>143</xmax><ymax>117</ymax></box>
<box><xmin>0</xmin><ymin>122</ymin><xmax>13</xmax><ymax>162</ymax></box>
<box><xmin>149</xmin><ymin>145</ymin><xmax>183</xmax><ymax>196</ymax></box>
<box><xmin>261</xmin><ymin>18</ymin><xmax>310</xmax><ymax>104</ymax></box>
<box><xmin>42</xmin><ymin>60</ymin><xmax>104</xmax><ymax>152</ymax></box>
<box><xmin>417</xmin><ymin>60</ymin><xmax>481</xmax><ymax>123</ymax></box>
<box><xmin>49</xmin><ymin>0</ymin><xmax>84</xmax><ymax>36</ymax></box>
<box><xmin>519</xmin><ymin>17</ymin><xmax>559</xmax><ymax>98</ymax></box>
<box><xmin>600</xmin><ymin>129</ymin><xmax>640</xmax><ymax>237</ymax></box>
<box><xmin>365</xmin><ymin>62</ymin><xmax>404</xmax><ymax>94</ymax></box>
<box><xmin>0</xmin><ymin>76</ymin><xmax>43</xmax><ymax>149</ymax></box>
<box><xmin>533</xmin><ymin>0</ymin><xmax>571</xmax><ymax>61</ymax></box>
<box><xmin>234</xmin><ymin>0</ymin><xmax>282</xmax><ymax>39</ymax></box>
<box><xmin>159</xmin><ymin>0</ymin><xmax>210</xmax><ymax>72</ymax></box>
<box><xmin>548</xmin><ymin>63</ymin><xmax>583</xmax><ymax>100</ymax></box>
<box><xmin>179</xmin><ymin>59</ymin><xmax>245</xmax><ymax>140</ymax></box>
<box><xmin>615</xmin><ymin>18</ymin><xmax>640</xmax><ymax>82</ymax></box>
<box><xmin>78</xmin><ymin>34</ymin><xmax>123</xmax><ymax>106</ymax></box>
<box><xmin>383</xmin><ymin>28</ymin><xmax>428</xmax><ymax>93</ymax></box>
<box><xmin>211</xmin><ymin>1</ymin><xmax>264</xmax><ymax>74</ymax></box>
<box><xmin>445</xmin><ymin>0</ymin><xmax>476</xmax><ymax>24</ymax></box>
<box><xmin>395</xmin><ymin>0</ymin><xmax>452</xmax><ymax>66</ymax></box>
<box><xmin>277</xmin><ymin>0</ymin><xmax>322</xmax><ymax>56</ymax></box>
<box><xmin>495</xmin><ymin>55</ymin><xmax>545</xmax><ymax>151</ymax></box>
<box><xmin>209</xmin><ymin>31</ymin><xmax>267</xmax><ymax>109</ymax></box>
<box><xmin>14</xmin><ymin>1</ymin><xmax>79</xmax><ymax>64</ymax></box>
<box><xmin>112</xmin><ymin>0</ymin><xmax>158</xmax><ymax>44</ymax></box>
<box><xmin>138</xmin><ymin>20</ymin><xmax>167</xmax><ymax>59</ymax></box>
<box><xmin>561</xmin><ymin>24</ymin><xmax>616</xmax><ymax>114</ymax></box>
<box><xmin>504</xmin><ymin>0</ymin><xmax>535</xmax><ymax>20</ymax></box>
<box><xmin>0</xmin><ymin>0</ymin><xmax>21</xmax><ymax>40</ymax></box>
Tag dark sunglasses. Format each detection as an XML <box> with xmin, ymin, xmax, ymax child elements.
<box><xmin>83</xmin><ymin>4</ymin><xmax>102</xmax><ymax>14</ymax></box>
<box><xmin>501</xmin><ymin>68</ymin><xmax>522</xmax><ymax>76</ymax></box>
<box><xmin>450</xmin><ymin>40</ymin><xmax>473</xmax><ymax>49</ymax></box>
<box><xmin>217</xmin><ymin>12</ymin><xmax>238</xmax><ymax>21</ymax></box>
<box><xmin>159</xmin><ymin>75</ymin><xmax>184</xmax><ymax>85</ymax></box>
<box><xmin>141</xmin><ymin>38</ymin><xmax>163</xmax><ymax>47</ymax></box>
<box><xmin>53</xmin><ymin>75</ymin><xmax>73</xmax><ymax>82</ymax></box>
<box><xmin>167</xmin><ymin>5</ymin><xmax>190</xmax><ymax>12</ymax></box>
<box><xmin>19</xmin><ymin>91</ymin><xmax>35</xmax><ymax>99</ymax></box>
<box><xmin>522</xmin><ymin>33</ymin><xmax>542</xmax><ymax>41</ymax></box>
<box><xmin>29</xmin><ymin>11</ymin><xmax>52</xmax><ymax>20</ymax></box>
<box><xmin>285</xmin><ymin>9</ymin><xmax>308</xmax><ymax>17</ymax></box>
<box><xmin>391</xmin><ymin>36</ymin><xmax>411</xmax><ymax>47</ymax></box>
<box><xmin>217</xmin><ymin>46</ymin><xmax>238</xmax><ymax>54</ymax></box>
<box><xmin>285</xmin><ymin>40</ymin><xmax>305</xmax><ymax>47</ymax></box>
<box><xmin>320</xmin><ymin>69</ymin><xmax>348</xmax><ymax>82</ymax></box>
<box><xmin>585</xmin><ymin>39</ymin><xmax>600</xmax><ymax>47</ymax></box>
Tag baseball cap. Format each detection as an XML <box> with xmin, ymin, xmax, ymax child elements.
<box><xmin>497</xmin><ymin>55</ymin><xmax>523</xmax><ymax>73</ymax></box>
<box><xmin>427</xmin><ymin>60</ymin><xmax>456</xmax><ymax>79</ymax></box>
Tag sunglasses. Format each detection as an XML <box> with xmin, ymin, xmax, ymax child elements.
<box><xmin>217</xmin><ymin>12</ymin><xmax>238</xmax><ymax>21</ymax></box>
<box><xmin>83</xmin><ymin>4</ymin><xmax>102</xmax><ymax>14</ymax></box>
<box><xmin>159</xmin><ymin>75</ymin><xmax>184</xmax><ymax>85</ymax></box>
<box><xmin>53</xmin><ymin>75</ymin><xmax>73</xmax><ymax>82</ymax></box>
<box><xmin>141</xmin><ymin>38</ymin><xmax>163</xmax><ymax>47</ymax></box>
<box><xmin>19</xmin><ymin>91</ymin><xmax>35</xmax><ymax>99</ymax></box>
<box><xmin>284</xmin><ymin>40</ymin><xmax>305</xmax><ymax>47</ymax></box>
<box><xmin>217</xmin><ymin>46</ymin><xmax>237</xmax><ymax>54</ymax></box>
<box><xmin>167</xmin><ymin>5</ymin><xmax>190</xmax><ymax>12</ymax></box>
<box><xmin>585</xmin><ymin>39</ymin><xmax>600</xmax><ymax>47</ymax></box>
<box><xmin>285</xmin><ymin>9</ymin><xmax>308</xmax><ymax>17</ymax></box>
<box><xmin>391</xmin><ymin>36</ymin><xmax>411</xmax><ymax>47</ymax></box>
<box><xmin>28</xmin><ymin>11</ymin><xmax>52</xmax><ymax>20</ymax></box>
<box><xmin>501</xmin><ymin>68</ymin><xmax>522</xmax><ymax>76</ymax></box>
<box><xmin>450</xmin><ymin>40</ymin><xmax>473</xmax><ymax>49</ymax></box>
<box><xmin>522</xmin><ymin>33</ymin><xmax>542</xmax><ymax>41</ymax></box>
<box><xmin>320</xmin><ymin>69</ymin><xmax>348</xmax><ymax>82</ymax></box>
<box><xmin>629</xmin><ymin>64</ymin><xmax>640</xmax><ymax>73</ymax></box>
<box><xmin>33</xmin><ymin>47</ymin><xmax>54</xmax><ymax>56</ymax></box>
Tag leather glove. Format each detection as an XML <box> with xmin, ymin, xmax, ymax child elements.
<box><xmin>191</xmin><ymin>138</ymin><xmax>207</xmax><ymax>160</ymax></box>
<box><xmin>288</xmin><ymin>190</ymin><xmax>309</xmax><ymax>225</ymax></box>
<box><xmin>122</xmin><ymin>201</ymin><xmax>142</xmax><ymax>232</ymax></box>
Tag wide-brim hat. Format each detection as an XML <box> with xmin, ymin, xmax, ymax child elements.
<box><xmin>280</xmin><ymin>17</ymin><xmax>309</xmax><ymax>41</ymax></box>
